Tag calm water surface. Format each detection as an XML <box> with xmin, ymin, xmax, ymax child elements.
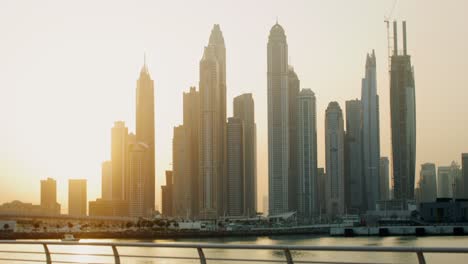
<box><xmin>2</xmin><ymin>235</ymin><xmax>468</xmax><ymax>263</ymax></box>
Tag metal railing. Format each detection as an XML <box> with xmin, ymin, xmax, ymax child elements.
<box><xmin>0</xmin><ymin>240</ymin><xmax>468</xmax><ymax>264</ymax></box>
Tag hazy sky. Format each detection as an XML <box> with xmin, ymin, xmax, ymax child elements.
<box><xmin>1</xmin><ymin>0</ymin><xmax>468</xmax><ymax>212</ymax></box>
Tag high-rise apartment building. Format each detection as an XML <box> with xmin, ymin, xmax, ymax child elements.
<box><xmin>361</xmin><ymin>50</ymin><xmax>380</xmax><ymax>210</ymax></box>
<box><xmin>317</xmin><ymin>168</ymin><xmax>326</xmax><ymax>215</ymax></box>
<box><xmin>40</xmin><ymin>178</ymin><xmax>60</xmax><ymax>215</ymax></box>
<box><xmin>390</xmin><ymin>21</ymin><xmax>416</xmax><ymax>202</ymax></box>
<box><xmin>419</xmin><ymin>163</ymin><xmax>437</xmax><ymax>202</ymax></box>
<box><xmin>68</xmin><ymin>179</ymin><xmax>87</xmax><ymax>216</ymax></box>
<box><xmin>101</xmin><ymin>161</ymin><xmax>112</xmax><ymax>200</ymax></box>
<box><xmin>226</xmin><ymin>117</ymin><xmax>244</xmax><ymax>217</ymax></box>
<box><xmin>183</xmin><ymin>87</ymin><xmax>200</xmax><ymax>218</ymax></box>
<box><xmin>111</xmin><ymin>121</ymin><xmax>128</xmax><ymax>201</ymax></box>
<box><xmin>296</xmin><ymin>89</ymin><xmax>318</xmax><ymax>221</ymax></box>
<box><xmin>288</xmin><ymin>66</ymin><xmax>300</xmax><ymax>213</ymax></box>
<box><xmin>172</xmin><ymin>125</ymin><xmax>190</xmax><ymax>218</ymax></box>
<box><xmin>325</xmin><ymin>102</ymin><xmax>345</xmax><ymax>218</ymax></box>
<box><xmin>379</xmin><ymin>157</ymin><xmax>390</xmax><ymax>201</ymax></box>
<box><xmin>199</xmin><ymin>24</ymin><xmax>227</xmax><ymax>219</ymax></box>
<box><xmin>233</xmin><ymin>93</ymin><xmax>257</xmax><ymax>216</ymax></box>
<box><xmin>344</xmin><ymin>99</ymin><xmax>364</xmax><ymax>213</ymax></box>
<box><xmin>267</xmin><ymin>22</ymin><xmax>289</xmax><ymax>215</ymax></box>
<box><xmin>135</xmin><ymin>60</ymin><xmax>155</xmax><ymax>215</ymax></box>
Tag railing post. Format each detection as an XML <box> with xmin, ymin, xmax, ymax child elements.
<box><xmin>197</xmin><ymin>247</ymin><xmax>207</xmax><ymax>264</ymax></box>
<box><xmin>416</xmin><ymin>251</ymin><xmax>426</xmax><ymax>264</ymax></box>
<box><xmin>111</xmin><ymin>245</ymin><xmax>121</xmax><ymax>264</ymax></box>
<box><xmin>284</xmin><ymin>249</ymin><xmax>294</xmax><ymax>264</ymax></box>
<box><xmin>42</xmin><ymin>243</ymin><xmax>52</xmax><ymax>264</ymax></box>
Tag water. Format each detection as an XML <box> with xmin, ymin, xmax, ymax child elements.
<box><xmin>1</xmin><ymin>235</ymin><xmax>468</xmax><ymax>263</ymax></box>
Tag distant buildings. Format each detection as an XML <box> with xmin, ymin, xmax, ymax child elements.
<box><xmin>267</xmin><ymin>22</ymin><xmax>290</xmax><ymax>216</ymax></box>
<box><xmin>296</xmin><ymin>89</ymin><xmax>318</xmax><ymax>221</ymax></box>
<box><xmin>226</xmin><ymin>117</ymin><xmax>244</xmax><ymax>217</ymax></box>
<box><xmin>344</xmin><ymin>99</ymin><xmax>363</xmax><ymax>213</ymax></box>
<box><xmin>161</xmin><ymin>171</ymin><xmax>173</xmax><ymax>217</ymax></box>
<box><xmin>325</xmin><ymin>102</ymin><xmax>345</xmax><ymax>218</ymax></box>
<box><xmin>89</xmin><ymin>199</ymin><xmax>129</xmax><ymax>217</ymax></box>
<box><xmin>379</xmin><ymin>157</ymin><xmax>390</xmax><ymax>201</ymax></box>
<box><xmin>288</xmin><ymin>66</ymin><xmax>300</xmax><ymax>214</ymax></box>
<box><xmin>172</xmin><ymin>125</ymin><xmax>190</xmax><ymax>218</ymax></box>
<box><xmin>68</xmin><ymin>179</ymin><xmax>87</xmax><ymax>216</ymax></box>
<box><xmin>233</xmin><ymin>93</ymin><xmax>257</xmax><ymax>217</ymax></box>
<box><xmin>390</xmin><ymin>21</ymin><xmax>416</xmax><ymax>202</ymax></box>
<box><xmin>127</xmin><ymin>142</ymin><xmax>151</xmax><ymax>217</ymax></box>
<box><xmin>40</xmin><ymin>178</ymin><xmax>60</xmax><ymax>215</ymax></box>
<box><xmin>199</xmin><ymin>24</ymin><xmax>227</xmax><ymax>219</ymax></box>
<box><xmin>419</xmin><ymin>163</ymin><xmax>437</xmax><ymax>202</ymax></box>
<box><xmin>361</xmin><ymin>50</ymin><xmax>380</xmax><ymax>211</ymax></box>
<box><xmin>317</xmin><ymin>168</ymin><xmax>326</xmax><ymax>215</ymax></box>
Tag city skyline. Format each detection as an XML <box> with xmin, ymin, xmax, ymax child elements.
<box><xmin>2</xmin><ymin>1</ymin><xmax>468</xmax><ymax>211</ymax></box>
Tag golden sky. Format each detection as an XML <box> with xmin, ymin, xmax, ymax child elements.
<box><xmin>1</xmin><ymin>0</ymin><xmax>468</xmax><ymax>212</ymax></box>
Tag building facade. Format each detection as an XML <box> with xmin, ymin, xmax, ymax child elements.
<box><xmin>325</xmin><ymin>102</ymin><xmax>345</xmax><ymax>218</ymax></box>
<box><xmin>161</xmin><ymin>171</ymin><xmax>173</xmax><ymax>217</ymax></box>
<box><xmin>296</xmin><ymin>89</ymin><xmax>318</xmax><ymax>221</ymax></box>
<box><xmin>233</xmin><ymin>93</ymin><xmax>257</xmax><ymax>216</ymax></box>
<box><xmin>390</xmin><ymin>21</ymin><xmax>416</xmax><ymax>202</ymax></box>
<box><xmin>379</xmin><ymin>157</ymin><xmax>390</xmax><ymax>201</ymax></box>
<box><xmin>419</xmin><ymin>163</ymin><xmax>437</xmax><ymax>202</ymax></box>
<box><xmin>438</xmin><ymin>166</ymin><xmax>452</xmax><ymax>198</ymax></box>
<box><xmin>40</xmin><ymin>178</ymin><xmax>60</xmax><ymax>215</ymax></box>
<box><xmin>127</xmin><ymin>142</ymin><xmax>150</xmax><ymax>217</ymax></box>
<box><xmin>344</xmin><ymin>99</ymin><xmax>364</xmax><ymax>213</ymax></box>
<box><xmin>288</xmin><ymin>67</ymin><xmax>300</xmax><ymax>213</ymax></box>
<box><xmin>172</xmin><ymin>125</ymin><xmax>190</xmax><ymax>218</ymax></box>
<box><xmin>101</xmin><ymin>161</ymin><xmax>112</xmax><ymax>200</ymax></box>
<box><xmin>199</xmin><ymin>24</ymin><xmax>227</xmax><ymax>219</ymax></box>
<box><xmin>361</xmin><ymin>50</ymin><xmax>380</xmax><ymax>211</ymax></box>
<box><xmin>226</xmin><ymin>117</ymin><xmax>244</xmax><ymax>217</ymax></box>
<box><xmin>267</xmin><ymin>22</ymin><xmax>290</xmax><ymax>215</ymax></box>
<box><xmin>68</xmin><ymin>179</ymin><xmax>87</xmax><ymax>216</ymax></box>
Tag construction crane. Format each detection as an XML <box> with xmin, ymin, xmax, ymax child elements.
<box><xmin>384</xmin><ymin>0</ymin><xmax>398</xmax><ymax>71</ymax></box>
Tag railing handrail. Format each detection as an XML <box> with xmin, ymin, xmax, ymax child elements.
<box><xmin>1</xmin><ymin>240</ymin><xmax>468</xmax><ymax>264</ymax></box>
<box><xmin>0</xmin><ymin>240</ymin><xmax>467</xmax><ymax>253</ymax></box>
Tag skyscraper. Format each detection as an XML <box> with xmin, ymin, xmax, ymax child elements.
<box><xmin>183</xmin><ymin>87</ymin><xmax>200</xmax><ymax>218</ymax></box>
<box><xmin>344</xmin><ymin>99</ymin><xmax>364</xmax><ymax>213</ymax></box>
<box><xmin>233</xmin><ymin>93</ymin><xmax>257</xmax><ymax>216</ymax></box>
<box><xmin>127</xmin><ymin>142</ymin><xmax>150</xmax><ymax>217</ymax></box>
<box><xmin>419</xmin><ymin>163</ymin><xmax>437</xmax><ymax>202</ymax></box>
<box><xmin>199</xmin><ymin>24</ymin><xmax>227</xmax><ymax>219</ymax></box>
<box><xmin>161</xmin><ymin>170</ymin><xmax>174</xmax><ymax>217</ymax></box>
<box><xmin>68</xmin><ymin>179</ymin><xmax>87</xmax><ymax>216</ymax></box>
<box><xmin>325</xmin><ymin>102</ymin><xmax>345</xmax><ymax>218</ymax></box>
<box><xmin>361</xmin><ymin>50</ymin><xmax>380</xmax><ymax>210</ymax></box>
<box><xmin>226</xmin><ymin>117</ymin><xmax>244</xmax><ymax>217</ymax></box>
<box><xmin>101</xmin><ymin>161</ymin><xmax>112</xmax><ymax>200</ymax></box>
<box><xmin>111</xmin><ymin>121</ymin><xmax>128</xmax><ymax>201</ymax></box>
<box><xmin>40</xmin><ymin>178</ymin><xmax>60</xmax><ymax>215</ymax></box>
<box><xmin>135</xmin><ymin>59</ymin><xmax>155</xmax><ymax>214</ymax></box>
<box><xmin>288</xmin><ymin>66</ymin><xmax>300</xmax><ymax>213</ymax></box>
<box><xmin>296</xmin><ymin>89</ymin><xmax>318</xmax><ymax>221</ymax></box>
<box><xmin>379</xmin><ymin>157</ymin><xmax>390</xmax><ymax>201</ymax></box>
<box><xmin>390</xmin><ymin>21</ymin><xmax>416</xmax><ymax>202</ymax></box>
<box><xmin>317</xmin><ymin>168</ymin><xmax>326</xmax><ymax>216</ymax></box>
<box><xmin>172</xmin><ymin>125</ymin><xmax>190</xmax><ymax>218</ymax></box>
<box><xmin>267</xmin><ymin>22</ymin><xmax>289</xmax><ymax>215</ymax></box>
<box><xmin>462</xmin><ymin>153</ymin><xmax>468</xmax><ymax>199</ymax></box>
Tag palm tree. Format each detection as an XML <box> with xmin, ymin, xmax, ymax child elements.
<box><xmin>3</xmin><ymin>223</ymin><xmax>9</xmax><ymax>230</ymax></box>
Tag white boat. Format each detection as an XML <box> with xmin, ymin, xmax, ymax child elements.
<box><xmin>61</xmin><ymin>234</ymin><xmax>79</xmax><ymax>242</ymax></box>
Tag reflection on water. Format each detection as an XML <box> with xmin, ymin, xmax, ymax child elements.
<box><xmin>0</xmin><ymin>235</ymin><xmax>467</xmax><ymax>263</ymax></box>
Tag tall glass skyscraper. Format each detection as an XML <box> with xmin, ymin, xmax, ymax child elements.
<box><xmin>267</xmin><ymin>22</ymin><xmax>289</xmax><ymax>215</ymax></box>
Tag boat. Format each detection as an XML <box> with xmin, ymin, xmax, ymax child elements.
<box><xmin>61</xmin><ymin>234</ymin><xmax>79</xmax><ymax>242</ymax></box>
